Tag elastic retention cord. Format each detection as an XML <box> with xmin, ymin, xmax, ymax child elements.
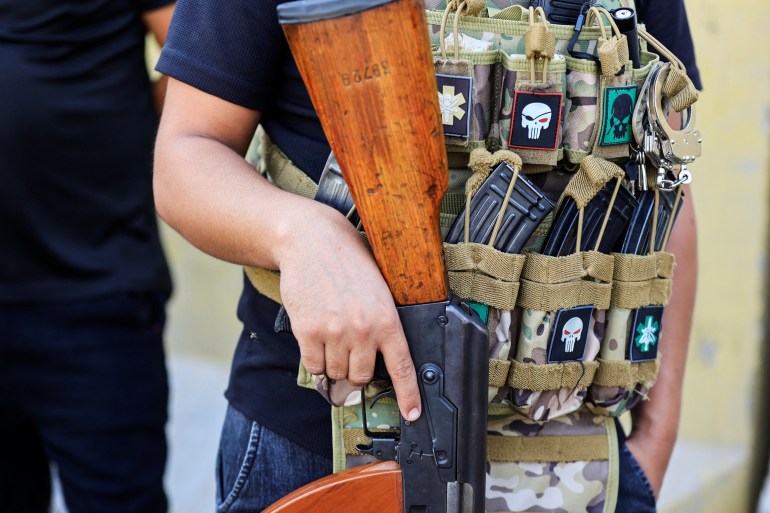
<box><xmin>576</xmin><ymin>207</ymin><xmax>585</xmax><ymax>253</ymax></box>
<box><xmin>593</xmin><ymin>177</ymin><xmax>623</xmax><ymax>252</ymax></box>
<box><xmin>661</xmin><ymin>186</ymin><xmax>684</xmax><ymax>250</ymax></box>
<box><xmin>452</xmin><ymin>1</ymin><xmax>468</xmax><ymax>60</ymax></box>
<box><xmin>649</xmin><ymin>189</ymin><xmax>660</xmax><ymax>256</ymax></box>
<box><xmin>638</xmin><ymin>27</ymin><xmax>685</xmax><ymax>70</ymax></box>
<box><xmin>345</xmin><ymin>204</ymin><xmax>357</xmax><ymax>221</ymax></box>
<box><xmin>488</xmin><ymin>164</ymin><xmax>522</xmax><ymax>247</ymax></box>
<box><xmin>463</xmin><ymin>186</ymin><xmax>473</xmax><ymax>243</ymax></box>
<box><xmin>567</xmin><ymin>360</ymin><xmax>588</xmax><ymax>398</ymax></box>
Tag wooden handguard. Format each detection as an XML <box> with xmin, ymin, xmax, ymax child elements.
<box><xmin>279</xmin><ymin>0</ymin><xmax>448</xmax><ymax>306</ymax></box>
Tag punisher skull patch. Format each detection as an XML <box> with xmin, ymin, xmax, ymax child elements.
<box><xmin>436</xmin><ymin>74</ymin><xmax>473</xmax><ymax>138</ymax></box>
<box><xmin>509</xmin><ymin>91</ymin><xmax>563</xmax><ymax>150</ymax></box>
<box><xmin>599</xmin><ymin>85</ymin><xmax>637</xmax><ymax>146</ymax></box>
<box><xmin>547</xmin><ymin>305</ymin><xmax>594</xmax><ymax>363</ymax></box>
<box><xmin>630</xmin><ymin>305</ymin><xmax>664</xmax><ymax>362</ymax></box>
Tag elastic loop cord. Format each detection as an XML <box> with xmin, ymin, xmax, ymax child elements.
<box><xmin>593</xmin><ymin>177</ymin><xmax>623</xmax><ymax>252</ymax></box>
<box><xmin>464</xmin><ymin>188</ymin><xmax>473</xmax><ymax>243</ymax></box>
<box><xmin>488</xmin><ymin>164</ymin><xmax>521</xmax><ymax>247</ymax></box>
<box><xmin>586</xmin><ymin>7</ymin><xmax>608</xmax><ymax>40</ymax></box>
<box><xmin>452</xmin><ymin>1</ymin><xmax>468</xmax><ymax>60</ymax></box>
<box><xmin>346</xmin><ymin>204</ymin><xmax>357</xmax><ymax>220</ymax></box>
<box><xmin>661</xmin><ymin>186</ymin><xmax>684</xmax><ymax>250</ymax></box>
<box><xmin>649</xmin><ymin>189</ymin><xmax>660</xmax><ymax>256</ymax></box>
<box><xmin>638</xmin><ymin>27</ymin><xmax>684</xmax><ymax>70</ymax></box>
<box><xmin>576</xmin><ymin>208</ymin><xmax>585</xmax><ymax>253</ymax></box>
<box><xmin>439</xmin><ymin>0</ymin><xmax>456</xmax><ymax>60</ymax></box>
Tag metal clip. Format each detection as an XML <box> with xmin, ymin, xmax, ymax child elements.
<box><xmin>657</xmin><ymin>166</ymin><xmax>692</xmax><ymax>191</ymax></box>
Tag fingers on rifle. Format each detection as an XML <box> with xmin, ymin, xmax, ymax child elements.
<box><xmin>324</xmin><ymin>342</ymin><xmax>349</xmax><ymax>381</ymax></box>
<box><xmin>381</xmin><ymin>330</ymin><xmax>421</xmax><ymax>421</ymax></box>
<box><xmin>348</xmin><ymin>348</ymin><xmax>376</xmax><ymax>387</ymax></box>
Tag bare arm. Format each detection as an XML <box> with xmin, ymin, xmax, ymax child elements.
<box><xmin>143</xmin><ymin>3</ymin><xmax>175</xmax><ymax>114</ymax></box>
<box><xmin>154</xmin><ymin>78</ymin><xmax>421</xmax><ymax>420</ymax></box>
<box><xmin>626</xmin><ymin>185</ymin><xmax>697</xmax><ymax>497</ymax></box>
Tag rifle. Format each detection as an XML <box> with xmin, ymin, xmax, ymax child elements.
<box><xmin>266</xmin><ymin>0</ymin><xmax>488</xmax><ymax>512</ymax></box>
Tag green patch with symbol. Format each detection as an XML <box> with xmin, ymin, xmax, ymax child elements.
<box><xmin>629</xmin><ymin>305</ymin><xmax>664</xmax><ymax>362</ymax></box>
<box><xmin>599</xmin><ymin>85</ymin><xmax>637</xmax><ymax>146</ymax></box>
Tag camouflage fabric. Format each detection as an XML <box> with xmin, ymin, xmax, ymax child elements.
<box><xmin>508</xmin><ymin>308</ymin><xmax>604</xmax><ymax>421</ymax></box>
<box><xmin>486</xmin><ymin>410</ymin><xmax>616</xmax><ymax>513</ymax></box>
<box><xmin>563</xmin><ymin>68</ymin><xmax>599</xmax><ymax>164</ymax></box>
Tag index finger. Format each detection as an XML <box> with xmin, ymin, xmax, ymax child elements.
<box><xmin>379</xmin><ymin>325</ymin><xmax>421</xmax><ymax>422</ymax></box>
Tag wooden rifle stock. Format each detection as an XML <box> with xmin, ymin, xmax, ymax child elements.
<box><xmin>278</xmin><ymin>0</ymin><xmax>448</xmax><ymax>306</ymax></box>
<box><xmin>269</xmin><ymin>1</ymin><xmax>488</xmax><ymax>512</ymax></box>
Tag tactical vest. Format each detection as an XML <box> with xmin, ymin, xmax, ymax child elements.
<box><xmin>246</xmin><ymin>1</ymin><xmax>699</xmax><ymax>511</ymax></box>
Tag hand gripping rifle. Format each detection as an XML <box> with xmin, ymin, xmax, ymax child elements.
<box><xmin>266</xmin><ymin>0</ymin><xmax>488</xmax><ymax>512</ymax></box>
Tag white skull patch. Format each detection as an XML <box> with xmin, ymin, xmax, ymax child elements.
<box><xmin>561</xmin><ymin>316</ymin><xmax>584</xmax><ymax>353</ymax></box>
<box><xmin>521</xmin><ymin>102</ymin><xmax>552</xmax><ymax>140</ymax></box>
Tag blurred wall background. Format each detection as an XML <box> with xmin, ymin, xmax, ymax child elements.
<box><xmin>152</xmin><ymin>0</ymin><xmax>770</xmax><ymax>511</ymax></box>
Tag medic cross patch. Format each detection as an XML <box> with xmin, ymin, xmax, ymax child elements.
<box><xmin>547</xmin><ymin>305</ymin><xmax>594</xmax><ymax>363</ymax></box>
<box><xmin>599</xmin><ymin>85</ymin><xmax>637</xmax><ymax>146</ymax></box>
<box><xmin>436</xmin><ymin>74</ymin><xmax>472</xmax><ymax>138</ymax></box>
<box><xmin>509</xmin><ymin>91</ymin><xmax>563</xmax><ymax>151</ymax></box>
<box><xmin>630</xmin><ymin>305</ymin><xmax>664</xmax><ymax>362</ymax></box>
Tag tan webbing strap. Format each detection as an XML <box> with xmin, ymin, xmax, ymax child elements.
<box><xmin>610</xmin><ymin>252</ymin><xmax>676</xmax><ymax>308</ymax></box>
<box><xmin>593</xmin><ymin>358</ymin><xmax>660</xmax><ymax>388</ymax></box>
<box><xmin>507</xmin><ymin>360</ymin><xmax>598</xmax><ymax>391</ymax></box>
<box><xmin>243</xmin><ymin>132</ymin><xmax>320</xmax><ymax>301</ymax></box>
<box><xmin>344</xmin><ymin>428</ymin><xmax>609</xmax><ymax>462</ymax></box>
<box><xmin>489</xmin><ymin>358</ymin><xmax>513</xmax><ymax>388</ymax></box>
<box><xmin>517</xmin><ymin>251</ymin><xmax>614</xmax><ymax>311</ymax></box>
<box><xmin>445</xmin><ymin>242</ymin><xmax>526</xmax><ymax>311</ymax></box>
<box><xmin>560</xmin><ymin>157</ymin><xmax>625</xmax><ymax>210</ymax></box>
<box><xmin>261</xmin><ymin>131</ymin><xmax>318</xmax><ymax>199</ymax></box>
<box><xmin>487</xmin><ymin>434</ymin><xmax>609</xmax><ymax>462</ymax></box>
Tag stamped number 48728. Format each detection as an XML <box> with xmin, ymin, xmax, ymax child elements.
<box><xmin>340</xmin><ymin>61</ymin><xmax>390</xmax><ymax>87</ymax></box>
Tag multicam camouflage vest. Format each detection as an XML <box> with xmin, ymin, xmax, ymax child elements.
<box><xmin>246</xmin><ymin>0</ymin><xmax>699</xmax><ymax>511</ymax></box>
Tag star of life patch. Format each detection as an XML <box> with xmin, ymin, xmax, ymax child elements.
<box><xmin>436</xmin><ymin>74</ymin><xmax>472</xmax><ymax>138</ymax></box>
<box><xmin>630</xmin><ymin>305</ymin><xmax>664</xmax><ymax>362</ymax></box>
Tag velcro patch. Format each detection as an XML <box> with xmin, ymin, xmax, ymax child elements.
<box><xmin>436</xmin><ymin>74</ymin><xmax>472</xmax><ymax>138</ymax></box>
<box><xmin>548</xmin><ymin>305</ymin><xmax>594</xmax><ymax>363</ymax></box>
<box><xmin>630</xmin><ymin>305</ymin><xmax>664</xmax><ymax>362</ymax></box>
<box><xmin>599</xmin><ymin>85</ymin><xmax>637</xmax><ymax>146</ymax></box>
<box><xmin>509</xmin><ymin>91</ymin><xmax>563</xmax><ymax>151</ymax></box>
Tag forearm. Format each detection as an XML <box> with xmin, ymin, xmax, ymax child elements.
<box><xmin>628</xmin><ymin>185</ymin><xmax>698</xmax><ymax>490</ymax></box>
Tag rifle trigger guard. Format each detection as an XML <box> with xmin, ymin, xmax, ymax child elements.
<box><xmin>358</xmin><ymin>387</ymin><xmax>399</xmax><ymax>462</ymax></box>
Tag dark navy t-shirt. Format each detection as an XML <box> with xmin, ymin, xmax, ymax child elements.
<box><xmin>157</xmin><ymin>0</ymin><xmax>701</xmax><ymax>460</ymax></box>
<box><xmin>0</xmin><ymin>0</ymin><xmax>173</xmax><ymax>302</ymax></box>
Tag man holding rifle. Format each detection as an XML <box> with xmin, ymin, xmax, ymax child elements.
<box><xmin>154</xmin><ymin>0</ymin><xmax>700</xmax><ymax>511</ymax></box>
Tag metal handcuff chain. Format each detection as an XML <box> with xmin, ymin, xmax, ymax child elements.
<box><xmin>632</xmin><ymin>62</ymin><xmax>702</xmax><ymax>191</ymax></box>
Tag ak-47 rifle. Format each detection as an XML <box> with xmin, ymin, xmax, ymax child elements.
<box><xmin>266</xmin><ymin>0</ymin><xmax>488</xmax><ymax>512</ymax></box>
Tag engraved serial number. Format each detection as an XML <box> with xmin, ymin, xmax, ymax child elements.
<box><xmin>340</xmin><ymin>61</ymin><xmax>390</xmax><ymax>87</ymax></box>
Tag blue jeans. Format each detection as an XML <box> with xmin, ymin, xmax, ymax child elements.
<box><xmin>216</xmin><ymin>406</ymin><xmax>332</xmax><ymax>512</ymax></box>
<box><xmin>216</xmin><ymin>406</ymin><xmax>656</xmax><ymax>512</ymax></box>
<box><xmin>0</xmin><ymin>291</ymin><xmax>169</xmax><ymax>513</ymax></box>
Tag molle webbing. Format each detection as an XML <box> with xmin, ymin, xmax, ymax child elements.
<box><xmin>343</xmin><ymin>429</ymin><xmax>610</xmax><ymax>461</ymax></box>
<box><xmin>517</xmin><ymin>251</ymin><xmax>614</xmax><ymax>311</ymax></box>
<box><xmin>610</xmin><ymin>252</ymin><xmax>675</xmax><ymax>308</ymax></box>
<box><xmin>592</xmin><ymin>357</ymin><xmax>660</xmax><ymax>388</ymax></box>
<box><xmin>444</xmin><ymin>242</ymin><xmax>526</xmax><ymax>311</ymax></box>
<box><xmin>489</xmin><ymin>358</ymin><xmax>598</xmax><ymax>390</ymax></box>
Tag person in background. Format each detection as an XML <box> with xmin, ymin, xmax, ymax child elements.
<box><xmin>0</xmin><ymin>1</ymin><xmax>175</xmax><ymax>512</ymax></box>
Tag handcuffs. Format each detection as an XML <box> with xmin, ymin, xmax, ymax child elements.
<box><xmin>632</xmin><ymin>62</ymin><xmax>702</xmax><ymax>191</ymax></box>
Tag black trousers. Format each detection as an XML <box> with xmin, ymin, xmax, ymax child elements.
<box><xmin>0</xmin><ymin>291</ymin><xmax>169</xmax><ymax>513</ymax></box>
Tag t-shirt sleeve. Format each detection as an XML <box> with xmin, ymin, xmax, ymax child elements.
<box><xmin>637</xmin><ymin>0</ymin><xmax>702</xmax><ymax>90</ymax></box>
<box><xmin>156</xmin><ymin>0</ymin><xmax>287</xmax><ymax>110</ymax></box>
<box><xmin>136</xmin><ymin>0</ymin><xmax>176</xmax><ymax>13</ymax></box>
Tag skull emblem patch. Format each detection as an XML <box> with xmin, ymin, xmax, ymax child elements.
<box><xmin>509</xmin><ymin>91</ymin><xmax>563</xmax><ymax>150</ymax></box>
<box><xmin>599</xmin><ymin>85</ymin><xmax>638</xmax><ymax>146</ymax></box>
<box><xmin>548</xmin><ymin>305</ymin><xmax>594</xmax><ymax>363</ymax></box>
